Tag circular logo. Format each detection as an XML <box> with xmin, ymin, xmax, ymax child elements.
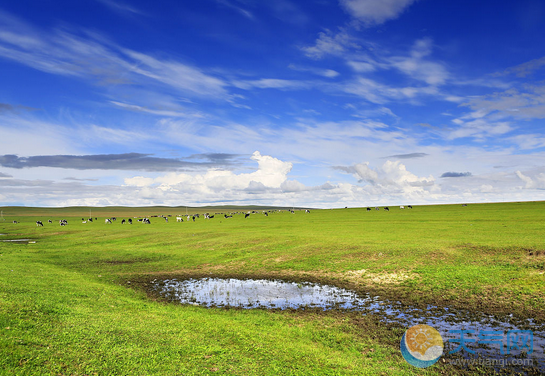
<box><xmin>400</xmin><ymin>324</ymin><xmax>443</xmax><ymax>368</ymax></box>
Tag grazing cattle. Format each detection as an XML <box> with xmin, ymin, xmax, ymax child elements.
<box><xmin>88</xmin><ymin>218</ymin><xmax>93</xmax><ymax>222</ymax></box>
<box><xmin>462</xmin><ymin>204</ymin><xmax>467</xmax><ymax>207</ymax></box>
<box><xmin>375</xmin><ymin>207</ymin><xmax>379</xmax><ymax>211</ymax></box>
<box><xmin>305</xmin><ymin>209</ymin><xmax>310</xmax><ymax>213</ymax></box>
<box><xmin>105</xmin><ymin>218</ymin><xmax>112</xmax><ymax>224</ymax></box>
<box><xmin>245</xmin><ymin>213</ymin><xmax>250</xmax><ymax>218</ymax></box>
<box><xmin>128</xmin><ymin>218</ymin><xmax>132</xmax><ymax>224</ymax></box>
<box><xmin>187</xmin><ymin>215</ymin><xmax>191</xmax><ymax>221</ymax></box>
<box><xmin>176</xmin><ymin>217</ymin><xmax>183</xmax><ymax>222</ymax></box>
<box><xmin>408</xmin><ymin>205</ymin><xmax>413</xmax><ymax>209</ymax></box>
<box><xmin>112</xmin><ymin>217</ymin><xmax>117</xmax><ymax>222</ymax></box>
<box><xmin>264</xmin><ymin>212</ymin><xmax>268</xmax><ymax>217</ymax></box>
<box><xmin>82</xmin><ymin>221</ymin><xmax>87</xmax><ymax>224</ymax></box>
<box><xmin>60</xmin><ymin>222</ymin><xmax>66</xmax><ymax>226</ymax></box>
<box><xmin>12</xmin><ymin>221</ymin><xmax>17</xmax><ymax>224</ymax></box>
<box><xmin>367</xmin><ymin>207</ymin><xmax>371</xmax><ymax>211</ymax></box>
<box><xmin>36</xmin><ymin>221</ymin><xmax>43</xmax><ymax>227</ymax></box>
<box><xmin>192</xmin><ymin>216</ymin><xmax>195</xmax><ymax>222</ymax></box>
<box><xmin>164</xmin><ymin>217</ymin><xmax>168</xmax><ymax>223</ymax></box>
<box><xmin>143</xmin><ymin>218</ymin><xmax>151</xmax><ymax>224</ymax></box>
<box><xmin>121</xmin><ymin>219</ymin><xmax>126</xmax><ymax>224</ymax></box>
<box><xmin>48</xmin><ymin>219</ymin><xmax>52</xmax><ymax>223</ymax></box>
<box><xmin>400</xmin><ymin>206</ymin><xmax>405</xmax><ymax>209</ymax></box>
<box><xmin>59</xmin><ymin>219</ymin><xmax>68</xmax><ymax>226</ymax></box>
<box><xmin>384</xmin><ymin>207</ymin><xmax>389</xmax><ymax>211</ymax></box>
<box><xmin>224</xmin><ymin>214</ymin><xmax>232</xmax><ymax>218</ymax></box>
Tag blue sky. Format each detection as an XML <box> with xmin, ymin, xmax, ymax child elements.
<box><xmin>1</xmin><ymin>0</ymin><xmax>545</xmax><ymax>207</ymax></box>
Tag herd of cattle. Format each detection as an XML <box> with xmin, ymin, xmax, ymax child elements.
<box><xmin>4</xmin><ymin>206</ymin><xmax>426</xmax><ymax>227</ymax></box>
<box><xmin>27</xmin><ymin>209</ymin><xmax>313</xmax><ymax>227</ymax></box>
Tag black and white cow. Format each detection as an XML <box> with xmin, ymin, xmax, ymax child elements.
<box><xmin>245</xmin><ymin>213</ymin><xmax>250</xmax><ymax>218</ymax></box>
<box><xmin>384</xmin><ymin>207</ymin><xmax>389</xmax><ymax>211</ymax></box>
<box><xmin>121</xmin><ymin>219</ymin><xmax>126</xmax><ymax>224</ymax></box>
<box><xmin>105</xmin><ymin>218</ymin><xmax>112</xmax><ymax>224</ymax></box>
<box><xmin>128</xmin><ymin>218</ymin><xmax>132</xmax><ymax>224</ymax></box>
<box><xmin>36</xmin><ymin>221</ymin><xmax>43</xmax><ymax>227</ymax></box>
<box><xmin>367</xmin><ymin>207</ymin><xmax>371</xmax><ymax>211</ymax></box>
<box><xmin>48</xmin><ymin>219</ymin><xmax>52</xmax><ymax>223</ymax></box>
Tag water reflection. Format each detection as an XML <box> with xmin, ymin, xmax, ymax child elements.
<box><xmin>154</xmin><ymin>277</ymin><xmax>544</xmax><ymax>372</ymax></box>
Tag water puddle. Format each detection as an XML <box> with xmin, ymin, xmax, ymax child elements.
<box><xmin>154</xmin><ymin>278</ymin><xmax>544</xmax><ymax>372</ymax></box>
<box><xmin>1</xmin><ymin>239</ymin><xmax>35</xmax><ymax>244</ymax></box>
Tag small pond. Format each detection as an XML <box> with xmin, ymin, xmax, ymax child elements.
<box><xmin>1</xmin><ymin>239</ymin><xmax>35</xmax><ymax>244</ymax></box>
<box><xmin>154</xmin><ymin>278</ymin><xmax>544</xmax><ymax>373</ymax></box>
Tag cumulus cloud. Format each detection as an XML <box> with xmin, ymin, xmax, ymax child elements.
<box><xmin>339</xmin><ymin>0</ymin><xmax>418</xmax><ymax>25</ymax></box>
<box><xmin>124</xmin><ymin>151</ymin><xmax>293</xmax><ymax>191</ymax></box>
<box><xmin>515</xmin><ymin>170</ymin><xmax>545</xmax><ymax>189</ymax></box>
<box><xmin>335</xmin><ymin>160</ymin><xmax>435</xmax><ymax>188</ymax></box>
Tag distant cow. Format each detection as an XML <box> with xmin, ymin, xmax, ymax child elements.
<box><xmin>245</xmin><ymin>213</ymin><xmax>250</xmax><ymax>218</ymax></box>
<box><xmin>176</xmin><ymin>217</ymin><xmax>183</xmax><ymax>222</ymax></box>
<box><xmin>367</xmin><ymin>208</ymin><xmax>371</xmax><ymax>211</ymax></box>
<box><xmin>121</xmin><ymin>219</ymin><xmax>126</xmax><ymax>224</ymax></box>
<box><xmin>105</xmin><ymin>218</ymin><xmax>112</xmax><ymax>224</ymax></box>
<box><xmin>59</xmin><ymin>219</ymin><xmax>68</xmax><ymax>226</ymax></box>
<box><xmin>264</xmin><ymin>212</ymin><xmax>268</xmax><ymax>217</ymax></box>
<box><xmin>36</xmin><ymin>221</ymin><xmax>43</xmax><ymax>227</ymax></box>
<box><xmin>224</xmin><ymin>214</ymin><xmax>232</xmax><ymax>218</ymax></box>
<box><xmin>48</xmin><ymin>220</ymin><xmax>52</xmax><ymax>223</ymax></box>
<box><xmin>384</xmin><ymin>207</ymin><xmax>389</xmax><ymax>211</ymax></box>
<box><xmin>305</xmin><ymin>210</ymin><xmax>310</xmax><ymax>213</ymax></box>
<box><xmin>128</xmin><ymin>219</ymin><xmax>132</xmax><ymax>224</ymax></box>
<box><xmin>400</xmin><ymin>206</ymin><xmax>405</xmax><ymax>209</ymax></box>
<box><xmin>408</xmin><ymin>205</ymin><xmax>413</xmax><ymax>209</ymax></box>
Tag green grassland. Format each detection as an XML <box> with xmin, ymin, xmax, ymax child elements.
<box><xmin>1</xmin><ymin>202</ymin><xmax>544</xmax><ymax>375</ymax></box>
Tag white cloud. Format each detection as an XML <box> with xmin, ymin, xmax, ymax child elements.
<box><xmin>340</xmin><ymin>160</ymin><xmax>434</xmax><ymax>188</ymax></box>
<box><xmin>339</xmin><ymin>0</ymin><xmax>418</xmax><ymax>25</ymax></box>
<box><xmin>124</xmin><ymin>151</ymin><xmax>293</xmax><ymax>192</ymax></box>
<box><xmin>301</xmin><ymin>29</ymin><xmax>360</xmax><ymax>59</ymax></box>
<box><xmin>0</xmin><ymin>12</ymin><xmax>228</xmax><ymax>99</ymax></box>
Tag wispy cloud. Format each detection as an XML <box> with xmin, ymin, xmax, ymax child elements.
<box><xmin>95</xmin><ymin>0</ymin><xmax>144</xmax><ymax>15</ymax></box>
<box><xmin>440</xmin><ymin>172</ymin><xmax>472</xmax><ymax>178</ymax></box>
<box><xmin>301</xmin><ymin>29</ymin><xmax>360</xmax><ymax>59</ymax></box>
<box><xmin>0</xmin><ymin>12</ymin><xmax>228</xmax><ymax>98</ymax></box>
<box><xmin>0</xmin><ymin>153</ymin><xmax>240</xmax><ymax>172</ymax></box>
<box><xmin>383</xmin><ymin>152</ymin><xmax>428</xmax><ymax>159</ymax></box>
<box><xmin>339</xmin><ymin>0</ymin><xmax>419</xmax><ymax>25</ymax></box>
<box><xmin>0</xmin><ymin>172</ymin><xmax>12</xmax><ymax>178</ymax></box>
<box><xmin>0</xmin><ymin>102</ymin><xmax>38</xmax><ymax>113</ymax></box>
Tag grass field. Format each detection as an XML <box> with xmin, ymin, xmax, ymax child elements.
<box><xmin>1</xmin><ymin>202</ymin><xmax>544</xmax><ymax>375</ymax></box>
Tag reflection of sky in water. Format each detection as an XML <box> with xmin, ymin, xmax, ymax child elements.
<box><xmin>156</xmin><ymin>278</ymin><xmax>544</xmax><ymax>372</ymax></box>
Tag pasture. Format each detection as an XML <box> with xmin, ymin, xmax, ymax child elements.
<box><xmin>1</xmin><ymin>202</ymin><xmax>544</xmax><ymax>375</ymax></box>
